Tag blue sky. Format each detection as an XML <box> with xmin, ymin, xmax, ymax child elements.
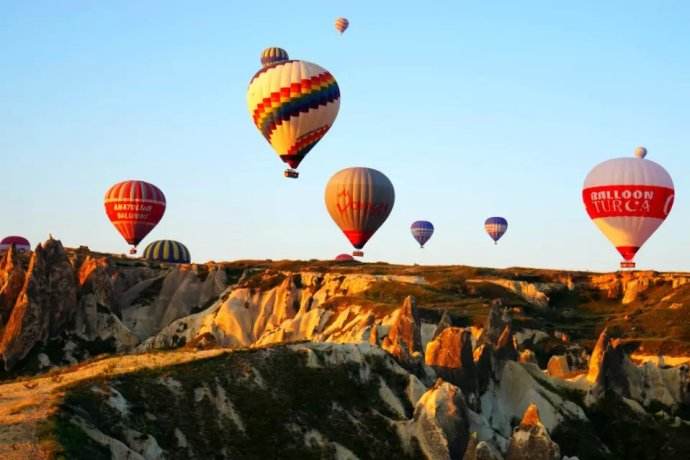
<box><xmin>1</xmin><ymin>1</ymin><xmax>689</xmax><ymax>271</ymax></box>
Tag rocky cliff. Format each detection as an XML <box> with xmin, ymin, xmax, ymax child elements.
<box><xmin>1</xmin><ymin>239</ymin><xmax>690</xmax><ymax>459</ymax></box>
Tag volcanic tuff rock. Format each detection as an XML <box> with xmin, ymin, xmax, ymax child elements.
<box><xmin>425</xmin><ymin>327</ymin><xmax>479</xmax><ymax>407</ymax></box>
<box><xmin>0</xmin><ymin>240</ymin><xmax>233</xmax><ymax>375</ymax></box>
<box><xmin>403</xmin><ymin>379</ymin><xmax>471</xmax><ymax>460</ymax></box>
<box><xmin>3</xmin><ymin>243</ymin><xmax>690</xmax><ymax>458</ymax></box>
<box><xmin>463</xmin><ymin>433</ymin><xmax>504</xmax><ymax>460</ymax></box>
<box><xmin>586</xmin><ymin>328</ymin><xmax>690</xmax><ymax>409</ymax></box>
<box><xmin>0</xmin><ymin>238</ymin><xmax>78</xmax><ymax>370</ymax></box>
<box><xmin>505</xmin><ymin>404</ymin><xmax>560</xmax><ymax>460</ymax></box>
<box><xmin>382</xmin><ymin>295</ymin><xmax>423</xmax><ymax>361</ymax></box>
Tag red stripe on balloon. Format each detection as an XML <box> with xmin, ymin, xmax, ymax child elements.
<box><xmin>582</xmin><ymin>185</ymin><xmax>674</xmax><ymax>219</ymax></box>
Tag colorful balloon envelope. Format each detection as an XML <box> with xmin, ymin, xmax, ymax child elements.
<box><xmin>410</xmin><ymin>221</ymin><xmax>434</xmax><ymax>248</ymax></box>
<box><xmin>325</xmin><ymin>167</ymin><xmax>395</xmax><ymax>257</ymax></box>
<box><xmin>247</xmin><ymin>57</ymin><xmax>340</xmax><ymax>178</ymax></box>
<box><xmin>104</xmin><ymin>180</ymin><xmax>166</xmax><ymax>254</ymax></box>
<box><xmin>260</xmin><ymin>47</ymin><xmax>289</xmax><ymax>67</ymax></box>
<box><xmin>582</xmin><ymin>147</ymin><xmax>674</xmax><ymax>268</ymax></box>
<box><xmin>335</xmin><ymin>253</ymin><xmax>354</xmax><ymax>261</ymax></box>
<box><xmin>335</xmin><ymin>17</ymin><xmax>349</xmax><ymax>34</ymax></box>
<box><xmin>484</xmin><ymin>217</ymin><xmax>508</xmax><ymax>244</ymax></box>
<box><xmin>0</xmin><ymin>236</ymin><xmax>31</xmax><ymax>254</ymax></box>
<box><xmin>143</xmin><ymin>240</ymin><xmax>191</xmax><ymax>264</ymax></box>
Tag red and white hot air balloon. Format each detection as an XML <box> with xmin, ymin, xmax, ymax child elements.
<box><xmin>582</xmin><ymin>147</ymin><xmax>674</xmax><ymax>268</ymax></box>
<box><xmin>104</xmin><ymin>180</ymin><xmax>166</xmax><ymax>254</ymax></box>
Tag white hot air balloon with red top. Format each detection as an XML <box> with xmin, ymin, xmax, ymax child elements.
<box><xmin>582</xmin><ymin>147</ymin><xmax>674</xmax><ymax>269</ymax></box>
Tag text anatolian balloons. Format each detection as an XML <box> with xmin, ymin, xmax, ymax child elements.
<box><xmin>325</xmin><ymin>167</ymin><xmax>395</xmax><ymax>257</ymax></box>
<box><xmin>104</xmin><ymin>180</ymin><xmax>166</xmax><ymax>254</ymax></box>
<box><xmin>410</xmin><ymin>221</ymin><xmax>434</xmax><ymax>248</ymax></box>
<box><xmin>247</xmin><ymin>56</ymin><xmax>340</xmax><ymax>178</ymax></box>
<box><xmin>582</xmin><ymin>147</ymin><xmax>674</xmax><ymax>268</ymax></box>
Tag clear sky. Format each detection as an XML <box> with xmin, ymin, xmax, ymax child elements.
<box><xmin>1</xmin><ymin>1</ymin><xmax>689</xmax><ymax>271</ymax></box>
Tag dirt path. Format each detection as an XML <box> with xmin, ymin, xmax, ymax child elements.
<box><xmin>0</xmin><ymin>349</ymin><xmax>226</xmax><ymax>459</ymax></box>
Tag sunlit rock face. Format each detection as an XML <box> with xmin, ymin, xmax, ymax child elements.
<box><xmin>505</xmin><ymin>404</ymin><xmax>560</xmax><ymax>460</ymax></box>
<box><xmin>0</xmin><ymin>238</ymin><xmax>78</xmax><ymax>370</ymax></box>
<box><xmin>2</xmin><ymin>241</ymin><xmax>690</xmax><ymax>459</ymax></box>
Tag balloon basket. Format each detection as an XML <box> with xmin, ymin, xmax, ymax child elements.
<box><xmin>352</xmin><ymin>250</ymin><xmax>364</xmax><ymax>257</ymax></box>
<box><xmin>129</xmin><ymin>248</ymin><xmax>137</xmax><ymax>255</ymax></box>
<box><xmin>284</xmin><ymin>169</ymin><xmax>299</xmax><ymax>179</ymax></box>
<box><xmin>620</xmin><ymin>261</ymin><xmax>636</xmax><ymax>269</ymax></box>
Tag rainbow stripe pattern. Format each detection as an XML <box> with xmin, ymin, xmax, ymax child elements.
<box><xmin>247</xmin><ymin>60</ymin><xmax>340</xmax><ymax>169</ymax></box>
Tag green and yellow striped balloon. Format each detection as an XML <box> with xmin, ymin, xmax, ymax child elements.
<box><xmin>142</xmin><ymin>240</ymin><xmax>191</xmax><ymax>264</ymax></box>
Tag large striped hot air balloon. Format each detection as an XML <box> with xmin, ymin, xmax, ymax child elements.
<box><xmin>143</xmin><ymin>240</ymin><xmax>191</xmax><ymax>264</ymax></box>
<box><xmin>104</xmin><ymin>180</ymin><xmax>166</xmax><ymax>254</ymax></box>
<box><xmin>247</xmin><ymin>57</ymin><xmax>340</xmax><ymax>178</ymax></box>
<box><xmin>0</xmin><ymin>236</ymin><xmax>31</xmax><ymax>254</ymax></box>
<box><xmin>484</xmin><ymin>217</ymin><xmax>508</xmax><ymax>244</ymax></box>
<box><xmin>583</xmin><ymin>147</ymin><xmax>674</xmax><ymax>269</ymax></box>
<box><xmin>325</xmin><ymin>167</ymin><xmax>395</xmax><ymax>257</ymax></box>
<box><xmin>335</xmin><ymin>17</ymin><xmax>349</xmax><ymax>34</ymax></box>
<box><xmin>411</xmin><ymin>221</ymin><xmax>434</xmax><ymax>248</ymax></box>
<box><xmin>260</xmin><ymin>47</ymin><xmax>289</xmax><ymax>67</ymax></box>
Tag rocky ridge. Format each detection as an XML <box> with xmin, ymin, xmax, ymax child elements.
<box><xmin>1</xmin><ymin>239</ymin><xmax>690</xmax><ymax>458</ymax></box>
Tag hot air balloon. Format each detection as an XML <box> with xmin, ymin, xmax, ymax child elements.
<box><xmin>411</xmin><ymin>221</ymin><xmax>434</xmax><ymax>248</ymax></box>
<box><xmin>260</xmin><ymin>47</ymin><xmax>289</xmax><ymax>67</ymax></box>
<box><xmin>335</xmin><ymin>253</ymin><xmax>354</xmax><ymax>261</ymax></box>
<box><xmin>325</xmin><ymin>167</ymin><xmax>395</xmax><ymax>257</ymax></box>
<box><xmin>142</xmin><ymin>240</ymin><xmax>191</xmax><ymax>264</ymax></box>
<box><xmin>104</xmin><ymin>180</ymin><xmax>166</xmax><ymax>254</ymax></box>
<box><xmin>0</xmin><ymin>236</ymin><xmax>31</xmax><ymax>254</ymax></box>
<box><xmin>247</xmin><ymin>57</ymin><xmax>340</xmax><ymax>178</ymax></box>
<box><xmin>335</xmin><ymin>17</ymin><xmax>349</xmax><ymax>34</ymax></box>
<box><xmin>484</xmin><ymin>217</ymin><xmax>508</xmax><ymax>244</ymax></box>
<box><xmin>582</xmin><ymin>147</ymin><xmax>674</xmax><ymax>269</ymax></box>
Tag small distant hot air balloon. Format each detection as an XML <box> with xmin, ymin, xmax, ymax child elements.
<box><xmin>0</xmin><ymin>236</ymin><xmax>31</xmax><ymax>254</ymax></box>
<box><xmin>335</xmin><ymin>253</ymin><xmax>354</xmax><ymax>261</ymax></box>
<box><xmin>260</xmin><ymin>47</ymin><xmax>289</xmax><ymax>67</ymax></box>
<box><xmin>247</xmin><ymin>56</ymin><xmax>340</xmax><ymax>178</ymax></box>
<box><xmin>335</xmin><ymin>17</ymin><xmax>349</xmax><ymax>34</ymax></box>
<box><xmin>411</xmin><ymin>221</ymin><xmax>434</xmax><ymax>248</ymax></box>
<box><xmin>583</xmin><ymin>147</ymin><xmax>674</xmax><ymax>269</ymax></box>
<box><xmin>104</xmin><ymin>180</ymin><xmax>166</xmax><ymax>254</ymax></box>
<box><xmin>325</xmin><ymin>167</ymin><xmax>395</xmax><ymax>257</ymax></box>
<box><xmin>142</xmin><ymin>240</ymin><xmax>191</xmax><ymax>264</ymax></box>
<box><xmin>484</xmin><ymin>217</ymin><xmax>508</xmax><ymax>244</ymax></box>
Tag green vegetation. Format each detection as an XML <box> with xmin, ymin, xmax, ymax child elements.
<box><xmin>48</xmin><ymin>346</ymin><xmax>423</xmax><ymax>459</ymax></box>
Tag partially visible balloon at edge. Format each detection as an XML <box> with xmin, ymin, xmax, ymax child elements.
<box><xmin>335</xmin><ymin>253</ymin><xmax>354</xmax><ymax>261</ymax></box>
<box><xmin>0</xmin><ymin>236</ymin><xmax>31</xmax><ymax>254</ymax></box>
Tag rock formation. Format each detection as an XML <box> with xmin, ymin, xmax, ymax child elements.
<box><xmin>409</xmin><ymin>379</ymin><xmax>470</xmax><ymax>460</ymax></box>
<box><xmin>0</xmin><ymin>239</ymin><xmax>78</xmax><ymax>370</ymax></box>
<box><xmin>425</xmin><ymin>327</ymin><xmax>479</xmax><ymax>406</ymax></box>
<box><xmin>382</xmin><ymin>295</ymin><xmax>423</xmax><ymax>361</ymax></box>
<box><xmin>505</xmin><ymin>404</ymin><xmax>560</xmax><ymax>460</ymax></box>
